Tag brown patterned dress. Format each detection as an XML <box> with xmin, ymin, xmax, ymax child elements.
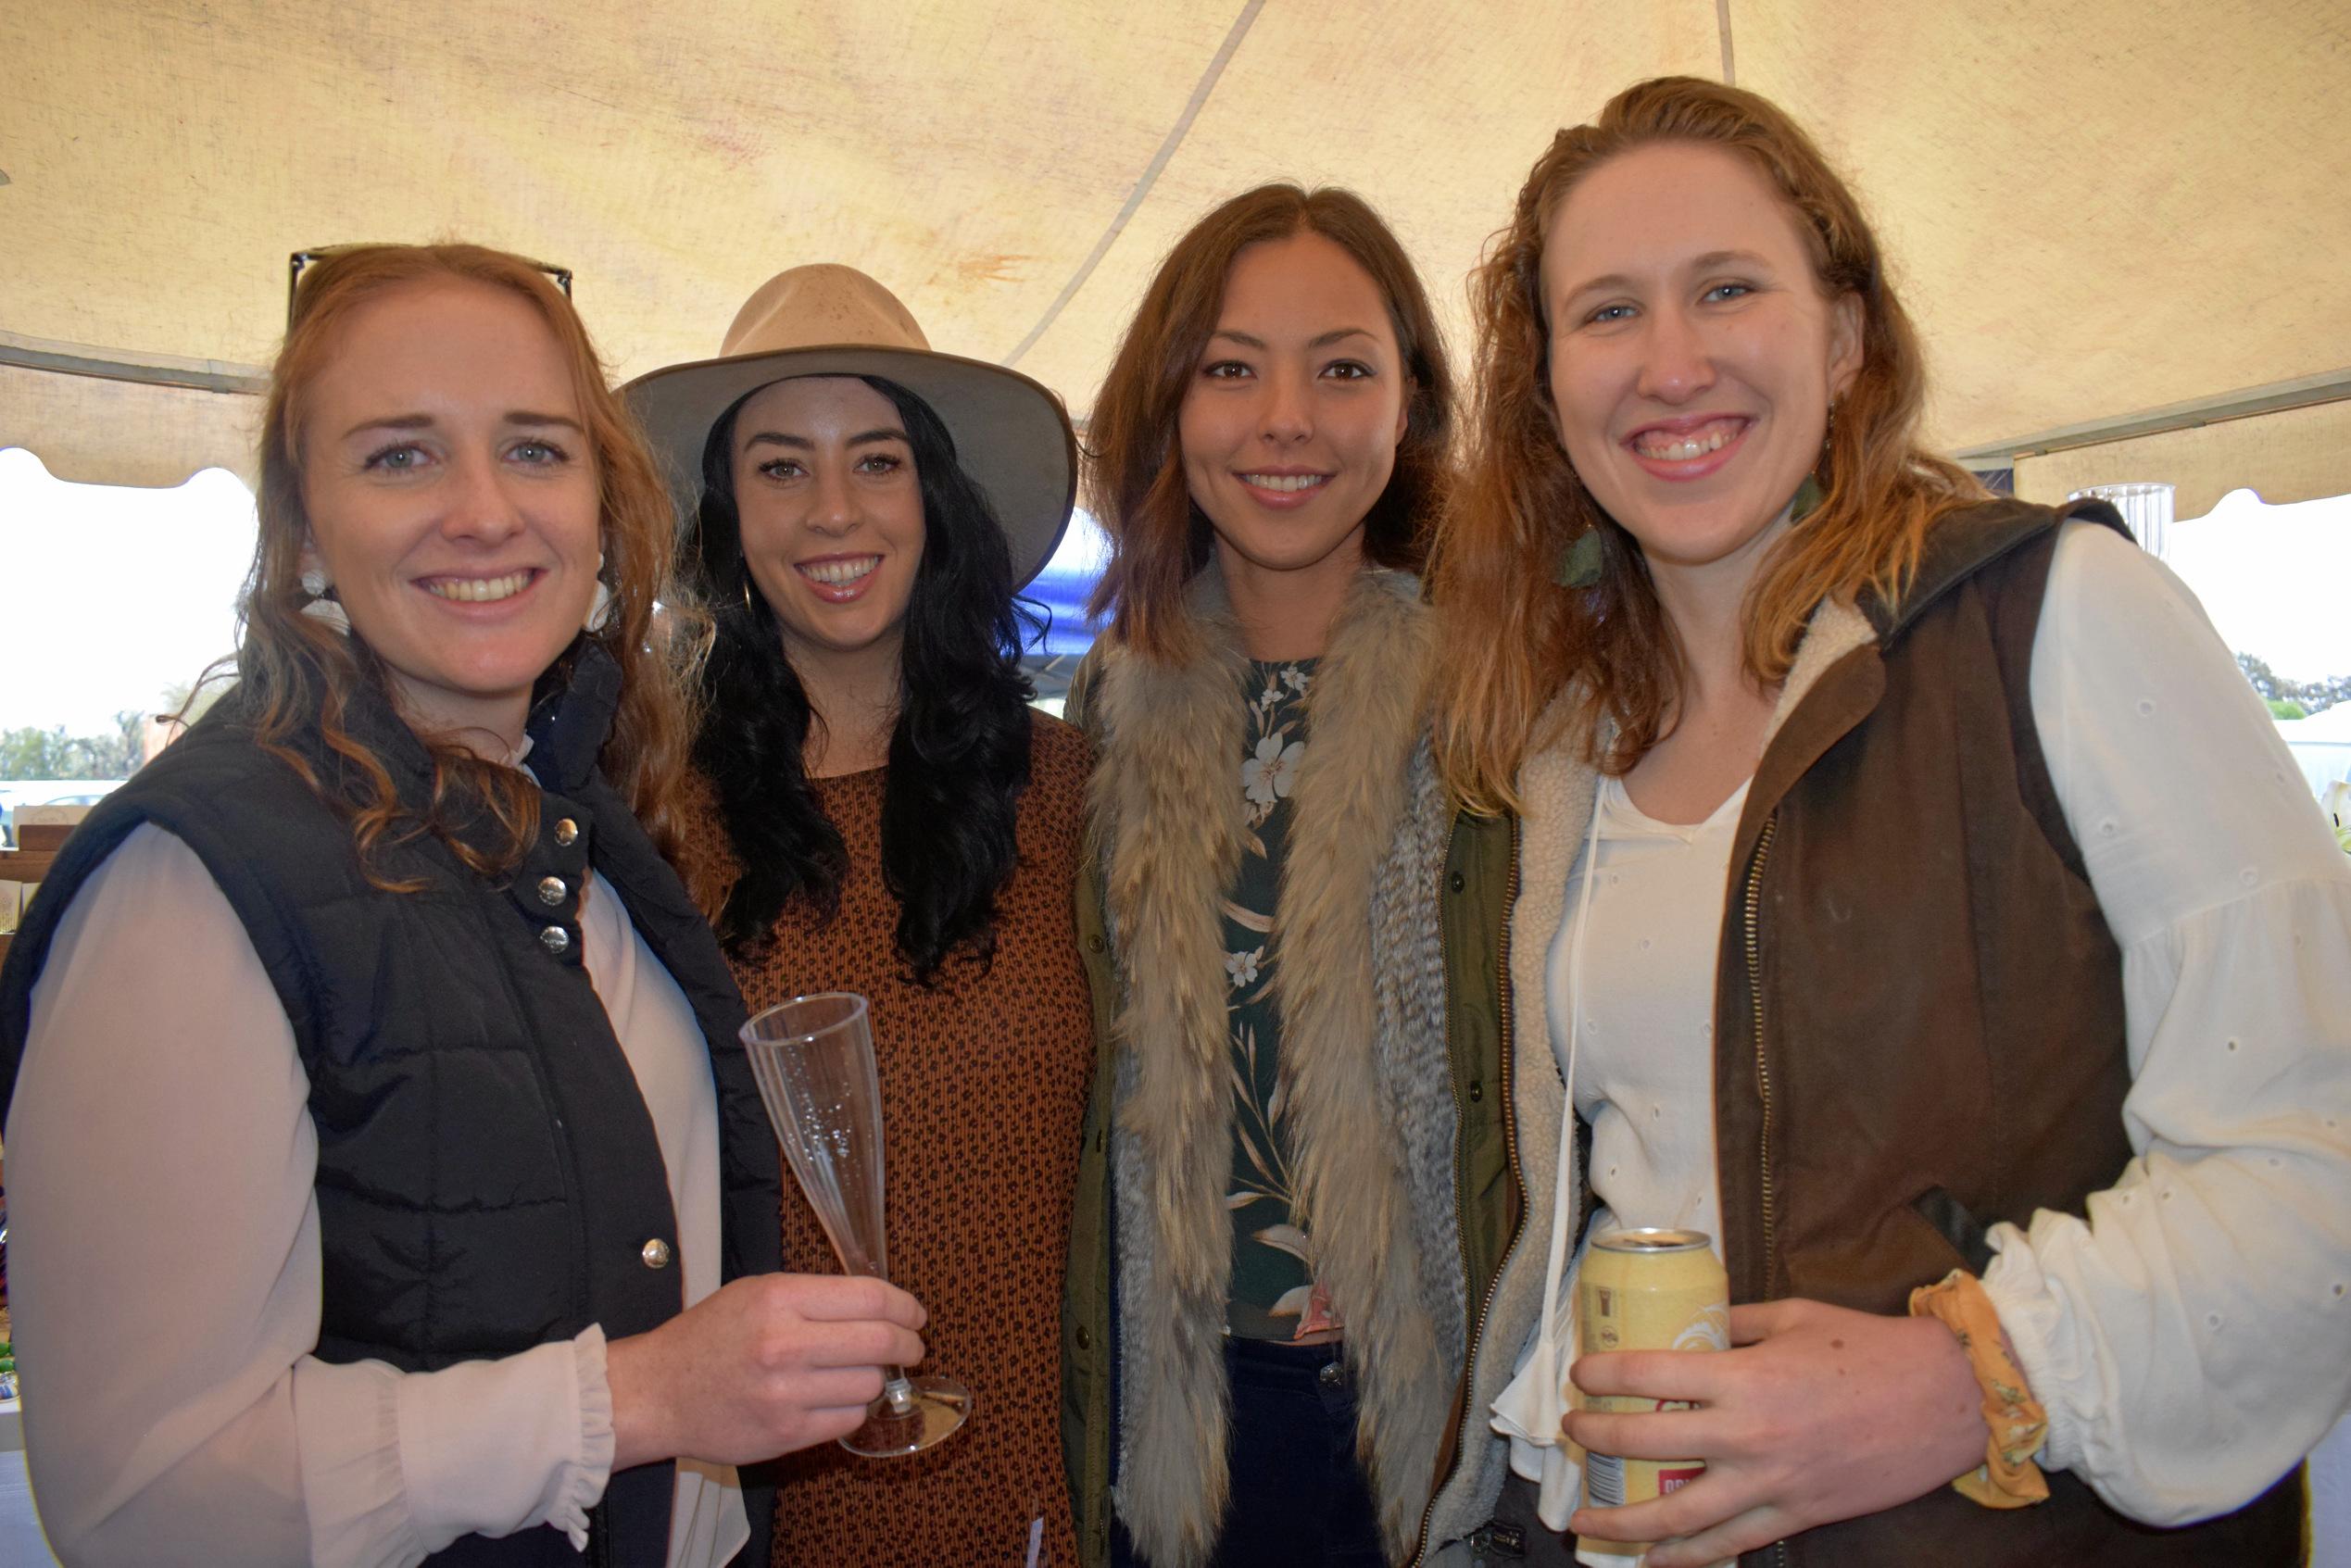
<box><xmin>680</xmin><ymin>714</ymin><xmax>1096</xmax><ymax>1568</ymax></box>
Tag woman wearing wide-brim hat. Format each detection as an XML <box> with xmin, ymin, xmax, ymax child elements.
<box><xmin>625</xmin><ymin>266</ymin><xmax>1095</xmax><ymax>1567</ymax></box>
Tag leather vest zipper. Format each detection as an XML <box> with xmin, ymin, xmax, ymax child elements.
<box><xmin>1408</xmin><ymin>817</ymin><xmax>1525</xmax><ymax>1566</ymax></box>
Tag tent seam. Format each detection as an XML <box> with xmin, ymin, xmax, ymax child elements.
<box><xmin>1000</xmin><ymin>0</ymin><xmax>1266</xmax><ymax>369</ymax></box>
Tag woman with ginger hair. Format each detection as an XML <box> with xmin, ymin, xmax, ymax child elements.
<box><xmin>1060</xmin><ymin>181</ymin><xmax>1548</xmax><ymax>1568</ymax></box>
<box><xmin>0</xmin><ymin>243</ymin><xmax>924</xmax><ymax>1566</ymax></box>
<box><xmin>1427</xmin><ymin>76</ymin><xmax>2349</xmax><ymax>1565</ymax></box>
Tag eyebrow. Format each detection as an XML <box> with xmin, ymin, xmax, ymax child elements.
<box><xmin>1557</xmin><ymin>249</ymin><xmax>1775</xmax><ymax>304</ymax></box>
<box><xmin>741</xmin><ymin>426</ymin><xmax>911</xmax><ymax>450</ymax></box>
<box><xmin>338</xmin><ymin>411</ymin><xmax>585</xmax><ymax>440</ymax></box>
<box><xmin>1208</xmin><ymin>327</ymin><xmax>1380</xmax><ymax>350</ymax></box>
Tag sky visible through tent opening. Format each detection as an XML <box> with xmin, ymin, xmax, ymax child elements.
<box><xmin>0</xmin><ymin>442</ymin><xmax>2344</xmax><ymax>746</ymax></box>
<box><xmin>0</xmin><ymin>446</ymin><xmax>1110</xmax><ymax>735</ymax></box>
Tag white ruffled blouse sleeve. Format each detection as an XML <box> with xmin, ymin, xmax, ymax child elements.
<box><xmin>1980</xmin><ymin>521</ymin><xmax>2351</xmax><ymax>1524</ymax></box>
<box><xmin>6</xmin><ymin>823</ymin><xmax>616</xmax><ymax>1567</ymax></box>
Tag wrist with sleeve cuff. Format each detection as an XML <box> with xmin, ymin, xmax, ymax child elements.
<box><xmin>1909</xmin><ymin>1269</ymin><xmax>2050</xmax><ymax>1509</ymax></box>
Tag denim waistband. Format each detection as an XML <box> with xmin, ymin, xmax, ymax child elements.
<box><xmin>1224</xmin><ymin>1334</ymin><xmax>1348</xmax><ymax>1388</ymax></box>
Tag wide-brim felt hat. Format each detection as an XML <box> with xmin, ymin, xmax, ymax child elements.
<box><xmin>622</xmin><ymin>263</ymin><xmax>1076</xmax><ymax>589</ymax></box>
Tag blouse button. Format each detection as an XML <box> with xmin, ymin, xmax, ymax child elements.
<box><xmin>540</xmin><ymin>925</ymin><xmax>572</xmax><ymax>956</ymax></box>
<box><xmin>554</xmin><ymin>818</ymin><xmax>580</xmax><ymax>847</ymax></box>
<box><xmin>1085</xmin><ymin>934</ymin><xmax>1105</xmax><ymax>954</ymax></box>
<box><xmin>641</xmin><ymin>1237</ymin><xmax>672</xmax><ymax>1270</ymax></box>
<box><xmin>537</xmin><ymin>875</ymin><xmax>567</xmax><ymax>907</ymax></box>
<box><xmin>1449</xmin><ymin>871</ymin><xmax>1466</xmax><ymax>894</ymax></box>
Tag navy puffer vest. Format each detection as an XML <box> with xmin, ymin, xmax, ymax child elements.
<box><xmin>0</xmin><ymin>642</ymin><xmax>781</xmax><ymax>1566</ymax></box>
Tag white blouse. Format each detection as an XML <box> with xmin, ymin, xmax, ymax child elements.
<box><xmin>1562</xmin><ymin>773</ymin><xmax>1749</xmax><ymax>1259</ymax></box>
<box><xmin>1499</xmin><ymin>521</ymin><xmax>2351</xmax><ymax>1527</ymax></box>
<box><xmin>6</xmin><ymin>822</ymin><xmax>749</xmax><ymax>1567</ymax></box>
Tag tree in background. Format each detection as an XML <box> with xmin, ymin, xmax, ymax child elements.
<box><xmin>0</xmin><ymin>711</ymin><xmax>143</xmax><ymax>781</ymax></box>
<box><xmin>2239</xmin><ymin>654</ymin><xmax>2349</xmax><ymax>716</ymax></box>
<box><xmin>2</xmin><ymin>671</ymin><xmax>232</xmax><ymax>784</ymax></box>
<box><xmin>158</xmin><ymin>673</ymin><xmax>231</xmax><ymax>728</ymax></box>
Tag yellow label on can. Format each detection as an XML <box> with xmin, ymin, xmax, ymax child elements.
<box><xmin>1575</xmin><ymin>1229</ymin><xmax>1729</xmax><ymax>1563</ymax></box>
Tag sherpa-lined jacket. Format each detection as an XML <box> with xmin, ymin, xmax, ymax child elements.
<box><xmin>1495</xmin><ymin>498</ymin><xmax>2311</xmax><ymax>1566</ymax></box>
<box><xmin>1058</xmin><ymin>565</ymin><xmax>1542</xmax><ymax>1568</ymax></box>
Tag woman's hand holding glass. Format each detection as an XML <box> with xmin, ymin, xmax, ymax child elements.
<box><xmin>606</xmin><ymin>1272</ymin><xmax>927</xmax><ymax>1469</ymax></box>
<box><xmin>1565</xmin><ymin>1298</ymin><xmax>1985</xmax><ymax>1567</ymax></box>
<box><xmin>742</xmin><ymin>992</ymin><xmax>973</xmax><ymax>1455</ymax></box>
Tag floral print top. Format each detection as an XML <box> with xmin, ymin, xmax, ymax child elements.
<box><xmin>1225</xmin><ymin>659</ymin><xmax>1340</xmax><ymax>1341</ymax></box>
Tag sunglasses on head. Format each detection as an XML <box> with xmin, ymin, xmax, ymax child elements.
<box><xmin>286</xmin><ymin>245</ymin><xmax>573</xmax><ymax>330</ymax></box>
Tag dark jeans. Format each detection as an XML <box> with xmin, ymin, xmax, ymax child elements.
<box><xmin>1112</xmin><ymin>1336</ymin><xmax>1386</xmax><ymax>1568</ymax></box>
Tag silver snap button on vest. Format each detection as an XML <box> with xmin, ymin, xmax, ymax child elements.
<box><xmin>536</xmin><ymin>875</ymin><xmax>567</xmax><ymax>907</ymax></box>
<box><xmin>641</xmin><ymin>1237</ymin><xmax>672</xmax><ymax>1269</ymax></box>
<box><xmin>539</xmin><ymin>925</ymin><xmax>571</xmax><ymax>955</ymax></box>
<box><xmin>554</xmin><ymin>818</ymin><xmax>579</xmax><ymax>847</ymax></box>
<box><xmin>1317</xmin><ymin>1361</ymin><xmax>1343</xmax><ymax>1389</ymax></box>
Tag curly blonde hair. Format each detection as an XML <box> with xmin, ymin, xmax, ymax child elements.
<box><xmin>1427</xmin><ymin>77</ymin><xmax>1983</xmax><ymax>811</ymax></box>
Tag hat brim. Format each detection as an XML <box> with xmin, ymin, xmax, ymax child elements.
<box><xmin>622</xmin><ymin>345</ymin><xmax>1077</xmax><ymax>590</ymax></box>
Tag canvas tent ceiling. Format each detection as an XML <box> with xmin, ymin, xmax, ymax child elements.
<box><xmin>5</xmin><ymin>0</ymin><xmax>2347</xmax><ymax>508</ymax></box>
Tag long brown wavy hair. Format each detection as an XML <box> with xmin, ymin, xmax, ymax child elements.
<box><xmin>1085</xmin><ymin>182</ymin><xmax>1453</xmax><ymax>666</ymax></box>
<box><xmin>238</xmin><ymin>242</ymin><xmax>707</xmax><ymax>883</ymax></box>
<box><xmin>1427</xmin><ymin>77</ymin><xmax>1984</xmax><ymax>811</ymax></box>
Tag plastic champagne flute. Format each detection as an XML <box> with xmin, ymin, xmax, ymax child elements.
<box><xmin>740</xmin><ymin>992</ymin><xmax>971</xmax><ymax>1456</ymax></box>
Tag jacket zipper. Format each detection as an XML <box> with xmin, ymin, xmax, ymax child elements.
<box><xmin>1743</xmin><ymin>812</ymin><xmax>1779</xmax><ymax>1276</ymax></box>
<box><xmin>1741</xmin><ymin>812</ymin><xmax>1792</xmax><ymax>1568</ymax></box>
<box><xmin>1409</xmin><ymin>816</ymin><xmax>1524</xmax><ymax>1567</ymax></box>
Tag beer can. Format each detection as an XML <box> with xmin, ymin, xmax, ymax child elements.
<box><xmin>1574</xmin><ymin>1228</ymin><xmax>1729</xmax><ymax>1565</ymax></box>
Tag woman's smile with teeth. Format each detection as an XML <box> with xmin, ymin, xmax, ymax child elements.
<box><xmin>798</xmin><ymin>556</ymin><xmax>880</xmax><ymax>585</ymax></box>
<box><xmin>422</xmin><ymin>570</ymin><xmax>534</xmax><ymax>603</ymax></box>
<box><xmin>1631</xmin><ymin>419</ymin><xmax>1746</xmax><ymax>460</ymax></box>
<box><xmin>1239</xmin><ymin>472</ymin><xmax>1328</xmax><ymax>493</ymax></box>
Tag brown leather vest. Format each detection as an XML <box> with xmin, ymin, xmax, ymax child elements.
<box><xmin>1710</xmin><ymin>499</ymin><xmax>2306</xmax><ymax>1565</ymax></box>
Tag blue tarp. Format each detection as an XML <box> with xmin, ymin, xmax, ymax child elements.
<box><xmin>1023</xmin><ymin>508</ymin><xmax>1110</xmax><ymax>662</ymax></box>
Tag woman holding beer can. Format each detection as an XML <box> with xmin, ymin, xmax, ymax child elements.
<box><xmin>1061</xmin><ymin>183</ymin><xmax>1544</xmax><ymax>1567</ymax></box>
<box><xmin>1427</xmin><ymin>76</ymin><xmax>2351</xmax><ymax>1566</ymax></box>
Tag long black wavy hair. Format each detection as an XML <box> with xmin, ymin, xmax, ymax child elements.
<box><xmin>689</xmin><ymin>374</ymin><xmax>1041</xmax><ymax>983</ymax></box>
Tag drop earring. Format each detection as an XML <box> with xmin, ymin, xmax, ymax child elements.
<box><xmin>1554</xmin><ymin>528</ymin><xmax>1605</xmax><ymax>588</ymax></box>
<box><xmin>298</xmin><ymin>565</ymin><xmax>350</xmax><ymax>633</ymax></box>
<box><xmin>585</xmin><ymin>552</ymin><xmax>614</xmax><ymax>633</ymax></box>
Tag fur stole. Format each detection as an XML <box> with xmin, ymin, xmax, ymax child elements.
<box><xmin>1090</xmin><ymin>564</ymin><xmax>1452</xmax><ymax>1565</ymax></box>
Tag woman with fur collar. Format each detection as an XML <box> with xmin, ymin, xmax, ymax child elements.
<box><xmin>1427</xmin><ymin>78</ymin><xmax>2349</xmax><ymax>1566</ymax></box>
<box><xmin>1060</xmin><ymin>183</ymin><xmax>1487</xmax><ymax>1568</ymax></box>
